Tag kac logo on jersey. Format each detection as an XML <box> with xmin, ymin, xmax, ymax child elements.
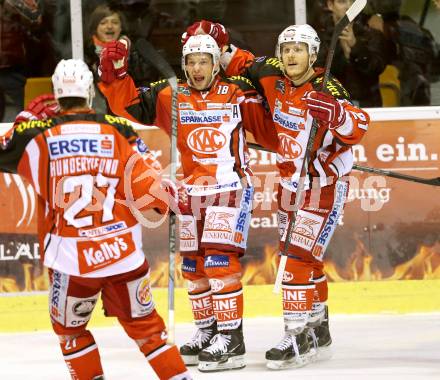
<box><xmin>187</xmin><ymin>127</ymin><xmax>227</xmax><ymax>154</ymax></box>
<box><xmin>279</xmin><ymin>133</ymin><xmax>302</xmax><ymax>160</ymax></box>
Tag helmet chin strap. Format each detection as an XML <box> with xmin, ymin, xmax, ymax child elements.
<box><xmin>87</xmin><ymin>86</ymin><xmax>95</xmax><ymax>108</ymax></box>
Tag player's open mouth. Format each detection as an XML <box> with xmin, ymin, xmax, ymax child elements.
<box><xmin>193</xmin><ymin>76</ymin><xmax>205</xmax><ymax>83</ymax></box>
<box><xmin>105</xmin><ymin>31</ymin><xmax>116</xmax><ymax>38</ymax></box>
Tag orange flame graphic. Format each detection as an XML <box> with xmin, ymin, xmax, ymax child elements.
<box><xmin>1</xmin><ymin>242</ymin><xmax>439</xmax><ymax>292</ymax></box>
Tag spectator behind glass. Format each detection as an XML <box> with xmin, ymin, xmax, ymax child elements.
<box><xmin>108</xmin><ymin>0</ymin><xmax>182</xmax><ymax>84</ymax></box>
<box><xmin>84</xmin><ymin>5</ymin><xmax>129</xmax><ymax>113</ymax></box>
<box><xmin>368</xmin><ymin>0</ymin><xmax>437</xmax><ymax>106</ymax></box>
<box><xmin>0</xmin><ymin>0</ymin><xmax>42</xmax><ymax>122</ymax></box>
<box><xmin>84</xmin><ymin>5</ymin><xmax>127</xmax><ymax>75</ymax></box>
<box><xmin>314</xmin><ymin>0</ymin><xmax>387</xmax><ymax>107</ymax></box>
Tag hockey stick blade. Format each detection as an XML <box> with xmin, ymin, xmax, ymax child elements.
<box><xmin>346</xmin><ymin>0</ymin><xmax>367</xmax><ymax>22</ymax></box>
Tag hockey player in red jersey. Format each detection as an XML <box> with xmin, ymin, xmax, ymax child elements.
<box><xmin>98</xmin><ymin>34</ymin><xmax>274</xmax><ymax>372</ymax></box>
<box><xmin>183</xmin><ymin>21</ymin><xmax>369</xmax><ymax>369</ymax></box>
<box><xmin>0</xmin><ymin>59</ymin><xmax>192</xmax><ymax>380</ymax></box>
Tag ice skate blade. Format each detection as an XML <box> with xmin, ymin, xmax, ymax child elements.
<box><xmin>198</xmin><ymin>355</ymin><xmax>246</xmax><ymax>372</ymax></box>
<box><xmin>266</xmin><ymin>350</ymin><xmax>317</xmax><ymax>370</ymax></box>
<box><xmin>181</xmin><ymin>355</ymin><xmax>199</xmax><ymax>366</ymax></box>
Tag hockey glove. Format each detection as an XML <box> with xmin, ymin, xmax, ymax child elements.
<box><xmin>99</xmin><ymin>38</ymin><xmax>130</xmax><ymax>84</ymax></box>
<box><xmin>181</xmin><ymin>20</ymin><xmax>229</xmax><ymax>48</ymax></box>
<box><xmin>302</xmin><ymin>91</ymin><xmax>346</xmax><ymax>129</ymax></box>
<box><xmin>14</xmin><ymin>93</ymin><xmax>60</xmax><ymax>124</ymax></box>
<box><xmin>161</xmin><ymin>179</ymin><xmax>190</xmax><ymax>215</ymax></box>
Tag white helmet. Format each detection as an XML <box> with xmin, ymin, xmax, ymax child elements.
<box><xmin>52</xmin><ymin>59</ymin><xmax>95</xmax><ymax>106</ymax></box>
<box><xmin>275</xmin><ymin>24</ymin><xmax>321</xmax><ymax>60</ymax></box>
<box><xmin>182</xmin><ymin>34</ymin><xmax>221</xmax><ymax>88</ymax></box>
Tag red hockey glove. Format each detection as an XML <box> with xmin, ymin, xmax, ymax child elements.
<box><xmin>161</xmin><ymin>179</ymin><xmax>190</xmax><ymax>215</ymax></box>
<box><xmin>99</xmin><ymin>38</ymin><xmax>130</xmax><ymax>84</ymax></box>
<box><xmin>14</xmin><ymin>93</ymin><xmax>60</xmax><ymax>123</ymax></box>
<box><xmin>181</xmin><ymin>20</ymin><xmax>229</xmax><ymax>47</ymax></box>
<box><xmin>302</xmin><ymin>91</ymin><xmax>346</xmax><ymax>129</ymax></box>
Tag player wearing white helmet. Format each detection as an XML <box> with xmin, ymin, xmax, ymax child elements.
<box><xmin>182</xmin><ymin>34</ymin><xmax>221</xmax><ymax>89</ymax></box>
<box><xmin>0</xmin><ymin>59</ymin><xmax>192</xmax><ymax>380</ymax></box>
<box><xmin>98</xmin><ymin>33</ymin><xmax>275</xmax><ymax>373</ymax></box>
<box><xmin>183</xmin><ymin>21</ymin><xmax>370</xmax><ymax>369</ymax></box>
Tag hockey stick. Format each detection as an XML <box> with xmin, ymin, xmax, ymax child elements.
<box><xmin>135</xmin><ymin>38</ymin><xmax>178</xmax><ymax>344</ymax></box>
<box><xmin>273</xmin><ymin>0</ymin><xmax>367</xmax><ymax>294</ymax></box>
<box><xmin>248</xmin><ymin>142</ymin><xmax>440</xmax><ymax>187</ymax></box>
<box><xmin>352</xmin><ymin>164</ymin><xmax>440</xmax><ymax>186</ymax></box>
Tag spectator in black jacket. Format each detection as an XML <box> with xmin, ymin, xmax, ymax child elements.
<box><xmin>314</xmin><ymin>0</ymin><xmax>387</xmax><ymax>107</ymax></box>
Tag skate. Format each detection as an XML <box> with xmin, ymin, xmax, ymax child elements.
<box><xmin>198</xmin><ymin>327</ymin><xmax>246</xmax><ymax>372</ymax></box>
<box><xmin>179</xmin><ymin>323</ymin><xmax>217</xmax><ymax>365</ymax></box>
<box><xmin>265</xmin><ymin>331</ymin><xmax>316</xmax><ymax>370</ymax></box>
<box><xmin>307</xmin><ymin>307</ymin><xmax>333</xmax><ymax>361</ymax></box>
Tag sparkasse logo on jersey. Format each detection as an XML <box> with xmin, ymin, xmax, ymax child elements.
<box><xmin>47</xmin><ymin>134</ymin><xmax>115</xmax><ymax>159</ymax></box>
<box><xmin>180</xmin><ymin>109</ymin><xmax>223</xmax><ymax>124</ymax></box>
<box><xmin>273</xmin><ymin>108</ymin><xmax>305</xmax><ymax>131</ymax></box>
<box><xmin>187</xmin><ymin>127</ymin><xmax>227</xmax><ymax>154</ymax></box>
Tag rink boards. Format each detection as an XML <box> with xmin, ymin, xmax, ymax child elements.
<box><xmin>1</xmin><ymin>279</ymin><xmax>440</xmax><ymax>332</ymax></box>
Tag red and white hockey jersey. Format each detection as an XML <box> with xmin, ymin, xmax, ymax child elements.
<box><xmin>99</xmin><ymin>75</ymin><xmax>274</xmax><ymax>196</ymax></box>
<box><xmin>0</xmin><ymin>111</ymin><xmax>167</xmax><ymax>277</ymax></box>
<box><xmin>223</xmin><ymin>47</ymin><xmax>370</xmax><ymax>191</ymax></box>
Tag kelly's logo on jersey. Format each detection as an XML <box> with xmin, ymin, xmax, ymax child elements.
<box><xmin>187</xmin><ymin>127</ymin><xmax>227</xmax><ymax>154</ymax></box>
<box><xmin>77</xmin><ymin>232</ymin><xmax>135</xmax><ymax>274</ymax></box>
<box><xmin>47</xmin><ymin>134</ymin><xmax>115</xmax><ymax>159</ymax></box>
<box><xmin>279</xmin><ymin>133</ymin><xmax>302</xmax><ymax>160</ymax></box>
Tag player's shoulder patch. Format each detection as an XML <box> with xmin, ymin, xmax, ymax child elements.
<box><xmin>14</xmin><ymin>119</ymin><xmax>54</xmax><ymax>134</ymax></box>
<box><xmin>101</xmin><ymin>114</ymin><xmax>137</xmax><ymax>138</ymax></box>
<box><xmin>150</xmin><ymin>78</ymin><xmax>168</xmax><ymax>88</ymax></box>
<box><xmin>312</xmin><ymin>74</ymin><xmax>351</xmax><ymax>100</ymax></box>
<box><xmin>252</xmin><ymin>56</ymin><xmax>283</xmax><ymax>78</ymax></box>
<box><xmin>226</xmin><ymin>75</ymin><xmax>256</xmax><ymax>90</ymax></box>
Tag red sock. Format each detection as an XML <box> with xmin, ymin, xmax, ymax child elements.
<box><xmin>59</xmin><ymin>330</ymin><xmax>103</xmax><ymax>380</ymax></box>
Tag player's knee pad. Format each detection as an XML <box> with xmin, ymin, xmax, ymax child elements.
<box><xmin>282</xmin><ymin>258</ymin><xmax>315</xmax><ymax>333</ymax></box>
<box><xmin>58</xmin><ymin>330</ymin><xmax>103</xmax><ymax>380</ymax></box>
<box><xmin>119</xmin><ymin>309</ymin><xmax>166</xmax><ymax>343</ymax></box>
<box><xmin>181</xmin><ymin>254</ymin><xmax>214</xmax><ymax>327</ymax></box>
<box><xmin>203</xmin><ymin>250</ymin><xmax>242</xmax><ymax>281</ymax></box>
<box><xmin>203</xmin><ymin>250</ymin><xmax>243</xmax><ymax>330</ymax></box>
<box><xmin>180</xmin><ymin>255</ymin><xmax>210</xmax><ymax>292</ymax></box>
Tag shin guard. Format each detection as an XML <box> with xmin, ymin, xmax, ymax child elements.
<box><xmin>204</xmin><ymin>251</ymin><xmax>243</xmax><ymax>331</ymax></box>
<box><xmin>282</xmin><ymin>259</ymin><xmax>315</xmax><ymax>333</ymax></box>
<box><xmin>146</xmin><ymin>343</ymin><xmax>189</xmax><ymax>380</ymax></box>
<box><xmin>59</xmin><ymin>330</ymin><xmax>103</xmax><ymax>380</ymax></box>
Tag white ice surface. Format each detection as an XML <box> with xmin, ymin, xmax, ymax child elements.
<box><xmin>1</xmin><ymin>314</ymin><xmax>439</xmax><ymax>380</ymax></box>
